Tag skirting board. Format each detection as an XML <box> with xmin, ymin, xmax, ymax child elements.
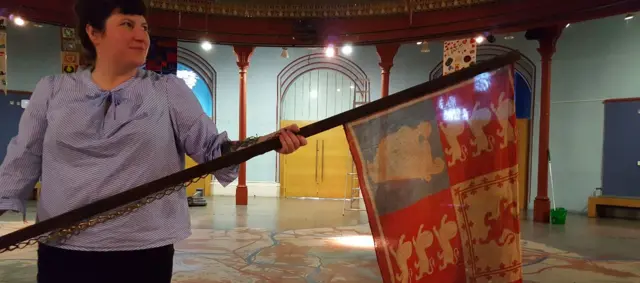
<box><xmin>211</xmin><ymin>180</ymin><xmax>280</xmax><ymax>198</ymax></box>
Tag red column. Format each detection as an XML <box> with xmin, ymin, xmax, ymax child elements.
<box><xmin>526</xmin><ymin>26</ymin><xmax>563</xmax><ymax>223</ymax></box>
<box><xmin>233</xmin><ymin>45</ymin><xmax>255</xmax><ymax>206</ymax></box>
<box><xmin>375</xmin><ymin>44</ymin><xmax>400</xmax><ymax>97</ymax></box>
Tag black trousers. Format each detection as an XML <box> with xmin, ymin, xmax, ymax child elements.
<box><xmin>37</xmin><ymin>243</ymin><xmax>174</xmax><ymax>283</ymax></box>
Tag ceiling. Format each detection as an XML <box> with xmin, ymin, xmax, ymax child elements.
<box><xmin>211</xmin><ymin>0</ymin><xmax>392</xmax><ymax>3</ymax></box>
<box><xmin>5</xmin><ymin>0</ymin><xmax>640</xmax><ymax>46</ymax></box>
<box><xmin>149</xmin><ymin>0</ymin><xmax>493</xmax><ymax>18</ymax></box>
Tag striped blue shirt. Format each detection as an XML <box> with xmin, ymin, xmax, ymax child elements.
<box><xmin>0</xmin><ymin>68</ymin><xmax>238</xmax><ymax>251</ymax></box>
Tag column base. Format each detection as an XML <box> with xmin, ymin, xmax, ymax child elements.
<box><xmin>533</xmin><ymin>196</ymin><xmax>551</xmax><ymax>223</ymax></box>
<box><xmin>236</xmin><ymin>185</ymin><xmax>248</xmax><ymax>205</ymax></box>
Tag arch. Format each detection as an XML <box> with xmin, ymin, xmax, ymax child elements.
<box><xmin>177</xmin><ymin>46</ymin><xmax>217</xmax><ymax>121</ymax></box>
<box><xmin>277</xmin><ymin>53</ymin><xmax>370</xmax><ymax>121</ymax></box>
<box><xmin>429</xmin><ymin>44</ymin><xmax>536</xmax><ymax>94</ymax></box>
<box><xmin>431</xmin><ymin>44</ymin><xmax>537</xmax><ymax>209</ymax></box>
<box><xmin>275</xmin><ymin>53</ymin><xmax>370</xmax><ymax>183</ymax></box>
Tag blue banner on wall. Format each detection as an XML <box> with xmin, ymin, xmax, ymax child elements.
<box><xmin>602</xmin><ymin>100</ymin><xmax>640</xmax><ymax>197</ymax></box>
<box><xmin>514</xmin><ymin>72</ymin><xmax>532</xmax><ymax>119</ymax></box>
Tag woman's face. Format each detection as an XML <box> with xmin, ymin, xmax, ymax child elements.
<box><xmin>88</xmin><ymin>11</ymin><xmax>150</xmax><ymax>69</ymax></box>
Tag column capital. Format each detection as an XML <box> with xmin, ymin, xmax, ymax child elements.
<box><xmin>233</xmin><ymin>45</ymin><xmax>256</xmax><ymax>71</ymax></box>
<box><xmin>375</xmin><ymin>43</ymin><xmax>401</xmax><ymax>72</ymax></box>
<box><xmin>525</xmin><ymin>25</ymin><xmax>564</xmax><ymax>59</ymax></box>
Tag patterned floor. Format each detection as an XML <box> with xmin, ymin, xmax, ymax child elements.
<box><xmin>1</xmin><ymin>221</ymin><xmax>639</xmax><ymax>283</ymax></box>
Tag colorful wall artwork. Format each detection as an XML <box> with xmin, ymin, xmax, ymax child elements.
<box><xmin>443</xmin><ymin>38</ymin><xmax>478</xmax><ymax>76</ymax></box>
<box><xmin>60</xmin><ymin>27</ymin><xmax>81</xmax><ymax>74</ymax></box>
<box><xmin>0</xmin><ymin>17</ymin><xmax>7</xmax><ymax>94</ymax></box>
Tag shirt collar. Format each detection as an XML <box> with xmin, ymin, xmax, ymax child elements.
<box><xmin>80</xmin><ymin>67</ymin><xmax>144</xmax><ymax>95</ymax></box>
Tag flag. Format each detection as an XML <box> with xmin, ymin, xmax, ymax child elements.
<box><xmin>344</xmin><ymin>66</ymin><xmax>521</xmax><ymax>283</ymax></box>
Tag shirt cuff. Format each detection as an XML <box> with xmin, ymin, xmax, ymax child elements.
<box><xmin>213</xmin><ymin>165</ymin><xmax>240</xmax><ymax>187</ymax></box>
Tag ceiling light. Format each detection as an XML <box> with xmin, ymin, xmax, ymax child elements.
<box><xmin>341</xmin><ymin>45</ymin><xmax>353</xmax><ymax>55</ymax></box>
<box><xmin>420</xmin><ymin>41</ymin><xmax>430</xmax><ymax>53</ymax></box>
<box><xmin>200</xmin><ymin>40</ymin><xmax>213</xmax><ymax>51</ymax></box>
<box><xmin>474</xmin><ymin>35</ymin><xmax>485</xmax><ymax>44</ymax></box>
<box><xmin>325</xmin><ymin>45</ymin><xmax>335</xmax><ymax>57</ymax></box>
<box><xmin>13</xmin><ymin>16</ymin><xmax>25</xmax><ymax>26</ymax></box>
<box><xmin>625</xmin><ymin>14</ymin><xmax>634</xmax><ymax>20</ymax></box>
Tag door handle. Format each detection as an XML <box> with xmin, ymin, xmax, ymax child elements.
<box><xmin>321</xmin><ymin>140</ymin><xmax>325</xmax><ymax>182</ymax></box>
<box><xmin>315</xmin><ymin>140</ymin><xmax>319</xmax><ymax>184</ymax></box>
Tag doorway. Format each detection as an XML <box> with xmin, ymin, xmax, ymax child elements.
<box><xmin>278</xmin><ymin>61</ymin><xmax>369</xmax><ymax>199</ymax></box>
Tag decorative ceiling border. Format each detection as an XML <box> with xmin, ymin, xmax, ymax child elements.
<box><xmin>149</xmin><ymin>0</ymin><xmax>497</xmax><ymax>18</ymax></box>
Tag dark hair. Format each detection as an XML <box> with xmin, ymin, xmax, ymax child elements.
<box><xmin>74</xmin><ymin>0</ymin><xmax>147</xmax><ymax>65</ymax></box>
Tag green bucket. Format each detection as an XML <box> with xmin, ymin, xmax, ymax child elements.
<box><xmin>550</xmin><ymin>208</ymin><xmax>567</xmax><ymax>225</ymax></box>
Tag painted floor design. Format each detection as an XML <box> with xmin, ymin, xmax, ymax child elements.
<box><xmin>1</xmin><ymin>221</ymin><xmax>639</xmax><ymax>283</ymax></box>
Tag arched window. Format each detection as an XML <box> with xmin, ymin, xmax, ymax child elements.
<box><xmin>277</xmin><ymin>53</ymin><xmax>370</xmax><ymax>122</ymax></box>
<box><xmin>177</xmin><ymin>63</ymin><xmax>214</xmax><ymax>118</ymax></box>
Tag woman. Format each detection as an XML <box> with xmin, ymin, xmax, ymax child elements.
<box><xmin>0</xmin><ymin>0</ymin><xmax>307</xmax><ymax>282</ymax></box>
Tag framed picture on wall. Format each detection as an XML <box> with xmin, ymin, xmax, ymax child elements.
<box><xmin>61</xmin><ymin>27</ymin><xmax>76</xmax><ymax>39</ymax></box>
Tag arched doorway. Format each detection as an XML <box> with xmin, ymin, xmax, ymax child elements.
<box><xmin>177</xmin><ymin>47</ymin><xmax>217</xmax><ymax>196</ymax></box>
<box><xmin>277</xmin><ymin>54</ymin><xmax>369</xmax><ymax>199</ymax></box>
<box><xmin>431</xmin><ymin>44</ymin><xmax>536</xmax><ymax>211</ymax></box>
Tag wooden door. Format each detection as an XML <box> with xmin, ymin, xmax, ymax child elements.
<box><xmin>316</xmin><ymin>126</ymin><xmax>353</xmax><ymax>198</ymax></box>
<box><xmin>280</xmin><ymin>120</ymin><xmax>319</xmax><ymax>197</ymax></box>
<box><xmin>185</xmin><ymin>156</ymin><xmax>212</xmax><ymax>196</ymax></box>
<box><xmin>280</xmin><ymin>120</ymin><xmax>353</xmax><ymax>198</ymax></box>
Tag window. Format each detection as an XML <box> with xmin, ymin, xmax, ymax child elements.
<box><xmin>177</xmin><ymin>63</ymin><xmax>213</xmax><ymax>118</ymax></box>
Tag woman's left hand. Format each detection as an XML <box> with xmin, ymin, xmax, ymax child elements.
<box><xmin>265</xmin><ymin>124</ymin><xmax>307</xmax><ymax>154</ymax></box>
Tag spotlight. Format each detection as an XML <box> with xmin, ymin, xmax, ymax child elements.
<box><xmin>281</xmin><ymin>47</ymin><xmax>289</xmax><ymax>58</ymax></box>
<box><xmin>200</xmin><ymin>40</ymin><xmax>213</xmax><ymax>51</ymax></box>
<box><xmin>474</xmin><ymin>35</ymin><xmax>485</xmax><ymax>44</ymax></box>
<box><xmin>12</xmin><ymin>15</ymin><xmax>25</xmax><ymax>26</ymax></box>
<box><xmin>341</xmin><ymin>44</ymin><xmax>353</xmax><ymax>55</ymax></box>
<box><xmin>416</xmin><ymin>41</ymin><xmax>423</xmax><ymax>45</ymax></box>
<box><xmin>325</xmin><ymin>45</ymin><xmax>335</xmax><ymax>57</ymax></box>
<box><xmin>565</xmin><ymin>23</ymin><xmax>571</xmax><ymax>28</ymax></box>
<box><xmin>625</xmin><ymin>14</ymin><xmax>634</xmax><ymax>20</ymax></box>
<box><xmin>504</xmin><ymin>34</ymin><xmax>514</xmax><ymax>40</ymax></box>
